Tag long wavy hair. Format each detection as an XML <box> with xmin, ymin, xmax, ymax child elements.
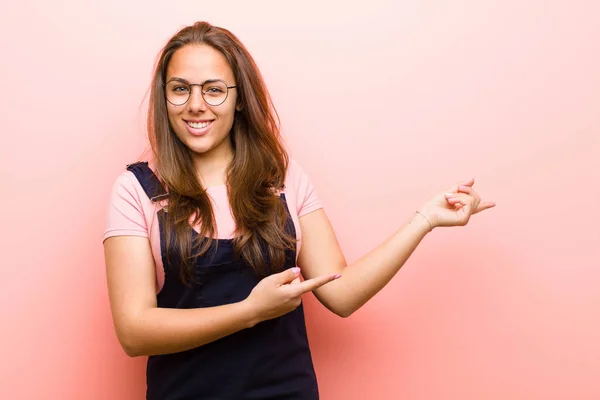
<box><xmin>147</xmin><ymin>21</ymin><xmax>294</xmax><ymax>284</ymax></box>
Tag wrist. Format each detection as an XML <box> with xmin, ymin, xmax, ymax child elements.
<box><xmin>414</xmin><ymin>210</ymin><xmax>434</xmax><ymax>232</ymax></box>
<box><xmin>239</xmin><ymin>299</ymin><xmax>261</xmax><ymax>328</ymax></box>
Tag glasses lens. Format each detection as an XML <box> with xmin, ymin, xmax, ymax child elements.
<box><xmin>202</xmin><ymin>81</ymin><xmax>228</xmax><ymax>106</ymax></box>
<box><xmin>165</xmin><ymin>81</ymin><xmax>190</xmax><ymax>106</ymax></box>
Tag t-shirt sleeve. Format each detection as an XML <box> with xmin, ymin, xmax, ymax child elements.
<box><xmin>102</xmin><ymin>172</ymin><xmax>149</xmax><ymax>242</ymax></box>
<box><xmin>288</xmin><ymin>160</ymin><xmax>323</xmax><ymax>217</ymax></box>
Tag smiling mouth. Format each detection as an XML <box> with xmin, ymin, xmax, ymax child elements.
<box><xmin>186</xmin><ymin>120</ymin><xmax>213</xmax><ymax>129</ymax></box>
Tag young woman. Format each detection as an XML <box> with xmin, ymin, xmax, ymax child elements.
<box><xmin>103</xmin><ymin>21</ymin><xmax>495</xmax><ymax>400</ymax></box>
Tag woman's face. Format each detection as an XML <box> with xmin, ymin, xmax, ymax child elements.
<box><xmin>165</xmin><ymin>44</ymin><xmax>239</xmax><ymax>159</ymax></box>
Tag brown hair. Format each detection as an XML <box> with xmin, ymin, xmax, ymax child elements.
<box><xmin>147</xmin><ymin>21</ymin><xmax>294</xmax><ymax>284</ymax></box>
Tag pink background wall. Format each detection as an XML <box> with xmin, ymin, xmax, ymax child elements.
<box><xmin>1</xmin><ymin>1</ymin><xmax>599</xmax><ymax>398</ymax></box>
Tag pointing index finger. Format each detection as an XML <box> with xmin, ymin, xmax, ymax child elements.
<box><xmin>290</xmin><ymin>273</ymin><xmax>341</xmax><ymax>296</ymax></box>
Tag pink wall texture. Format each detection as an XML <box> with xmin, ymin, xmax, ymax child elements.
<box><xmin>1</xmin><ymin>1</ymin><xmax>599</xmax><ymax>399</ymax></box>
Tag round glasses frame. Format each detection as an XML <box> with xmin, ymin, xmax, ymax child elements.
<box><xmin>163</xmin><ymin>78</ymin><xmax>239</xmax><ymax>107</ymax></box>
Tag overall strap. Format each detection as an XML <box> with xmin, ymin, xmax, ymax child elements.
<box><xmin>126</xmin><ymin>162</ymin><xmax>169</xmax><ymax>202</ymax></box>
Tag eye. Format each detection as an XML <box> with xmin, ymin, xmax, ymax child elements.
<box><xmin>172</xmin><ymin>85</ymin><xmax>190</xmax><ymax>93</ymax></box>
<box><xmin>205</xmin><ymin>86</ymin><xmax>225</xmax><ymax>93</ymax></box>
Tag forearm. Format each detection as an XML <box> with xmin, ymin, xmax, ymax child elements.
<box><xmin>324</xmin><ymin>212</ymin><xmax>431</xmax><ymax>317</ymax></box>
<box><xmin>120</xmin><ymin>300</ymin><xmax>258</xmax><ymax>357</ymax></box>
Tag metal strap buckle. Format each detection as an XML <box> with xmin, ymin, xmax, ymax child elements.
<box><xmin>150</xmin><ymin>193</ymin><xmax>169</xmax><ymax>202</ymax></box>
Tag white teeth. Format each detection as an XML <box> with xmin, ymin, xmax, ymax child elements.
<box><xmin>187</xmin><ymin>121</ymin><xmax>210</xmax><ymax>129</ymax></box>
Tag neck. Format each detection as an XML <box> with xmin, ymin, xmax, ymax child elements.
<box><xmin>192</xmin><ymin>140</ymin><xmax>234</xmax><ymax>188</ymax></box>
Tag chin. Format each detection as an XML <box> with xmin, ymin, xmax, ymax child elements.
<box><xmin>187</xmin><ymin>137</ymin><xmax>232</xmax><ymax>157</ymax></box>
<box><xmin>185</xmin><ymin>142</ymin><xmax>215</xmax><ymax>155</ymax></box>
<box><xmin>173</xmin><ymin>126</ymin><xmax>233</xmax><ymax>157</ymax></box>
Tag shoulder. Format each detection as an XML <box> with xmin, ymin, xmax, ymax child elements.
<box><xmin>103</xmin><ymin>166</ymin><xmax>157</xmax><ymax>242</ymax></box>
<box><xmin>284</xmin><ymin>158</ymin><xmax>323</xmax><ymax>217</ymax></box>
<box><xmin>285</xmin><ymin>158</ymin><xmax>310</xmax><ymax>189</ymax></box>
<box><xmin>108</xmin><ymin>162</ymin><xmax>161</xmax><ymax>211</ymax></box>
<box><xmin>118</xmin><ymin>160</ymin><xmax>165</xmax><ymax>194</ymax></box>
<box><xmin>111</xmin><ymin>169</ymin><xmax>145</xmax><ymax>198</ymax></box>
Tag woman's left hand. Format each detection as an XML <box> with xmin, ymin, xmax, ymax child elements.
<box><xmin>417</xmin><ymin>178</ymin><xmax>496</xmax><ymax>230</ymax></box>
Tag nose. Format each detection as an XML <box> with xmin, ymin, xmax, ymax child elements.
<box><xmin>187</xmin><ymin>86</ymin><xmax>208</xmax><ymax>113</ymax></box>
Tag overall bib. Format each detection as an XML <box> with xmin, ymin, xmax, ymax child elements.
<box><xmin>127</xmin><ymin>162</ymin><xmax>319</xmax><ymax>400</ymax></box>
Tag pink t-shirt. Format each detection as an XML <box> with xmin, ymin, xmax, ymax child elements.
<box><xmin>102</xmin><ymin>159</ymin><xmax>322</xmax><ymax>292</ymax></box>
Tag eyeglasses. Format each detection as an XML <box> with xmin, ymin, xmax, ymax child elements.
<box><xmin>164</xmin><ymin>78</ymin><xmax>238</xmax><ymax>107</ymax></box>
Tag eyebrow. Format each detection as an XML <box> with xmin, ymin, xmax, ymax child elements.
<box><xmin>166</xmin><ymin>77</ymin><xmax>229</xmax><ymax>85</ymax></box>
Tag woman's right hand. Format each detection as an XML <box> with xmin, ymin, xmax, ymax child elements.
<box><xmin>244</xmin><ymin>267</ymin><xmax>341</xmax><ymax>325</ymax></box>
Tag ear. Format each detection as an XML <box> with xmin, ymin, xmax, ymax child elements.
<box><xmin>236</xmin><ymin>102</ymin><xmax>243</xmax><ymax>112</ymax></box>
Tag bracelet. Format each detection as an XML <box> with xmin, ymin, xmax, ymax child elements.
<box><xmin>415</xmin><ymin>211</ymin><xmax>433</xmax><ymax>232</ymax></box>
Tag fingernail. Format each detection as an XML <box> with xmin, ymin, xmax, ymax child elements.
<box><xmin>291</xmin><ymin>267</ymin><xmax>301</xmax><ymax>275</ymax></box>
<box><xmin>333</xmin><ymin>274</ymin><xmax>342</xmax><ymax>279</ymax></box>
<box><xmin>445</xmin><ymin>192</ymin><xmax>454</xmax><ymax>197</ymax></box>
<box><xmin>458</xmin><ymin>185</ymin><xmax>468</xmax><ymax>190</ymax></box>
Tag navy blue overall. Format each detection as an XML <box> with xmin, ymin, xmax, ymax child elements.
<box><xmin>126</xmin><ymin>162</ymin><xmax>319</xmax><ymax>400</ymax></box>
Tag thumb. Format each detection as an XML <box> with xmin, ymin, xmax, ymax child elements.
<box><xmin>272</xmin><ymin>267</ymin><xmax>302</xmax><ymax>286</ymax></box>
